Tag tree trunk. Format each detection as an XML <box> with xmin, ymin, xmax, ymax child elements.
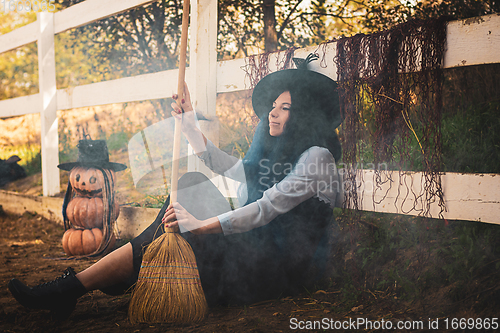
<box><xmin>262</xmin><ymin>0</ymin><xmax>278</xmax><ymax>52</ymax></box>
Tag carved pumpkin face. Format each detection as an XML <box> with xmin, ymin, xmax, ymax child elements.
<box><xmin>69</xmin><ymin>166</ymin><xmax>115</xmax><ymax>197</ymax></box>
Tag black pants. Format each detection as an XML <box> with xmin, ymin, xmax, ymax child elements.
<box><xmin>102</xmin><ymin>172</ymin><xmax>332</xmax><ymax>306</ymax></box>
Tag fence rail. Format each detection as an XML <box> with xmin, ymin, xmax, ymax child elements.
<box><xmin>0</xmin><ymin>1</ymin><xmax>499</xmax><ymax>223</ymax></box>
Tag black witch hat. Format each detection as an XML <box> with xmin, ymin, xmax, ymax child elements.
<box><xmin>251</xmin><ymin>53</ymin><xmax>342</xmax><ymax>129</ymax></box>
<box><xmin>57</xmin><ymin>139</ymin><xmax>127</xmax><ymax>172</ymax></box>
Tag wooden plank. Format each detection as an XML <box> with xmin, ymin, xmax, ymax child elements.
<box><xmin>0</xmin><ymin>94</ymin><xmax>41</xmax><ymax>117</ymax></box>
<box><xmin>358</xmin><ymin>170</ymin><xmax>500</xmax><ymax>224</ymax></box>
<box><xmin>187</xmin><ymin>0</ymin><xmax>219</xmax><ymax>175</ymax></box>
<box><xmin>444</xmin><ymin>14</ymin><xmax>500</xmax><ymax>68</ymax></box>
<box><xmin>53</xmin><ymin>0</ymin><xmax>155</xmax><ymax>34</ymax></box>
<box><xmin>0</xmin><ymin>190</ymin><xmax>64</xmax><ymax>224</ymax></box>
<box><xmin>189</xmin><ymin>0</ymin><xmax>218</xmax><ymax>118</ymax></box>
<box><xmin>56</xmin><ymin>68</ymin><xmax>180</xmax><ymax>110</ymax></box>
<box><xmin>0</xmin><ymin>21</ymin><xmax>38</xmax><ymax>54</ymax></box>
<box><xmin>38</xmin><ymin>12</ymin><xmax>60</xmax><ymax>197</ymax></box>
<box><xmin>216</xmin><ymin>57</ymin><xmax>248</xmax><ymax>93</ymax></box>
<box><xmin>0</xmin><ymin>189</ymin><xmax>162</xmax><ymax>238</ymax></box>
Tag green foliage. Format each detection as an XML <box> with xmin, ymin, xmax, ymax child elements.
<box><xmin>0</xmin><ymin>8</ymin><xmax>36</xmax><ymax>35</ymax></box>
<box><xmin>0</xmin><ymin>8</ymin><xmax>38</xmax><ymax>100</ymax></box>
<box><xmin>411</xmin><ymin>0</ymin><xmax>500</xmax><ymax>22</ymax></box>
<box><xmin>58</xmin><ymin>0</ymin><xmax>183</xmax><ymax>76</ymax></box>
<box><xmin>331</xmin><ymin>211</ymin><xmax>500</xmax><ymax>306</ymax></box>
<box><xmin>438</xmin><ymin>222</ymin><xmax>500</xmax><ymax>283</ymax></box>
<box><xmin>441</xmin><ymin>103</ymin><xmax>500</xmax><ymax>173</ymax></box>
<box><xmin>362</xmin><ymin>0</ymin><xmax>500</xmax><ymax>33</ymax></box>
<box><xmin>0</xmin><ymin>44</ymin><xmax>38</xmax><ymax>99</ymax></box>
<box><xmin>219</xmin><ymin>127</ymin><xmax>252</xmax><ymax>159</ymax></box>
<box><xmin>126</xmin><ymin>194</ymin><xmax>169</xmax><ymax>209</ymax></box>
<box><xmin>0</xmin><ymin>144</ymin><xmax>41</xmax><ymax>176</ymax></box>
<box><xmin>218</xmin><ymin>0</ymin><xmax>372</xmax><ymax>58</ymax></box>
<box><xmin>440</xmin><ymin>64</ymin><xmax>500</xmax><ymax>173</ymax></box>
<box><xmin>58</xmin><ymin>117</ymin><xmax>78</xmax><ymax>164</ymax></box>
<box><xmin>345</xmin><ymin>63</ymin><xmax>500</xmax><ymax>174</ymax></box>
<box><xmin>3</xmin><ymin>0</ymin><xmax>498</xmax><ymax>103</ymax></box>
<box><xmin>20</xmin><ymin>147</ymin><xmax>41</xmax><ymax>176</ymax></box>
<box><xmin>0</xmin><ymin>9</ymin><xmax>121</xmax><ymax>101</ymax></box>
<box><xmin>55</xmin><ymin>31</ymin><xmax>118</xmax><ymax>89</ymax></box>
<box><xmin>107</xmin><ymin>131</ymin><xmax>129</xmax><ymax>152</ymax></box>
<box><xmin>338</xmin><ymin>277</ymin><xmax>362</xmax><ymax>308</ymax></box>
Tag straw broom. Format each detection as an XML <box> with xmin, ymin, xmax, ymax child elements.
<box><xmin>128</xmin><ymin>0</ymin><xmax>208</xmax><ymax>323</ymax></box>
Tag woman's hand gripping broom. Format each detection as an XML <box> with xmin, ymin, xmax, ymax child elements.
<box><xmin>128</xmin><ymin>0</ymin><xmax>208</xmax><ymax>323</ymax></box>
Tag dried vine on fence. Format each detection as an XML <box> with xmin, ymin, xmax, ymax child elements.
<box><xmin>335</xmin><ymin>17</ymin><xmax>448</xmax><ymax>218</ymax></box>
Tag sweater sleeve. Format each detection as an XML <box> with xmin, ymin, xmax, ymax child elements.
<box><xmin>218</xmin><ymin>146</ymin><xmax>342</xmax><ymax>235</ymax></box>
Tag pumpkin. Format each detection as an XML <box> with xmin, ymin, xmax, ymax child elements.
<box><xmin>62</xmin><ymin>228</ymin><xmax>116</xmax><ymax>256</ymax></box>
<box><xmin>66</xmin><ymin>196</ymin><xmax>120</xmax><ymax>229</ymax></box>
<box><xmin>69</xmin><ymin>166</ymin><xmax>115</xmax><ymax>197</ymax></box>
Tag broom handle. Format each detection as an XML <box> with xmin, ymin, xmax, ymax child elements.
<box><xmin>171</xmin><ymin>0</ymin><xmax>190</xmax><ymax>204</ymax></box>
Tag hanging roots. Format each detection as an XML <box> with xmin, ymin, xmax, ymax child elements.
<box><xmin>335</xmin><ymin>17</ymin><xmax>448</xmax><ymax>218</ymax></box>
<box><xmin>243</xmin><ymin>47</ymin><xmax>298</xmax><ymax>91</ymax></box>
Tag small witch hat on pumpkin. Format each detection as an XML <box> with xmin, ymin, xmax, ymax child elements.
<box><xmin>58</xmin><ymin>139</ymin><xmax>127</xmax><ymax>172</ymax></box>
<box><xmin>59</xmin><ymin>139</ymin><xmax>126</xmax><ymax>258</ymax></box>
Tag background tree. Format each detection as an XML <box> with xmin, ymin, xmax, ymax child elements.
<box><xmin>0</xmin><ymin>9</ymin><xmax>116</xmax><ymax>100</ymax></box>
<box><xmin>263</xmin><ymin>0</ymin><xmax>277</xmax><ymax>51</ymax></box>
<box><xmin>218</xmin><ymin>0</ymin><xmax>368</xmax><ymax>58</ymax></box>
<box><xmin>0</xmin><ymin>11</ymin><xmax>38</xmax><ymax>100</ymax></box>
<box><xmin>362</xmin><ymin>0</ymin><xmax>500</xmax><ymax>32</ymax></box>
<box><xmin>57</xmin><ymin>0</ymin><xmax>183</xmax><ymax>78</ymax></box>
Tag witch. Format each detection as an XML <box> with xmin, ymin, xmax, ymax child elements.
<box><xmin>8</xmin><ymin>54</ymin><xmax>343</xmax><ymax>317</ymax></box>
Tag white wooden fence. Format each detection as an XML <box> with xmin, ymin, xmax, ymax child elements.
<box><xmin>0</xmin><ymin>1</ymin><xmax>499</xmax><ymax>224</ymax></box>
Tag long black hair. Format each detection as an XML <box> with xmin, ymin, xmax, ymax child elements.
<box><xmin>242</xmin><ymin>85</ymin><xmax>341</xmax><ymax>204</ymax></box>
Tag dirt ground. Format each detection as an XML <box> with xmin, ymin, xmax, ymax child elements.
<box><xmin>0</xmin><ymin>209</ymin><xmax>352</xmax><ymax>333</ymax></box>
<box><xmin>1</xmin><ymin>207</ymin><xmax>498</xmax><ymax>333</ymax></box>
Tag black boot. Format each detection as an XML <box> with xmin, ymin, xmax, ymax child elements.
<box><xmin>8</xmin><ymin>267</ymin><xmax>87</xmax><ymax>318</ymax></box>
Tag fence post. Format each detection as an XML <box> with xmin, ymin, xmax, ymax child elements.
<box><xmin>187</xmin><ymin>0</ymin><xmax>218</xmax><ymax>174</ymax></box>
<box><xmin>37</xmin><ymin>12</ymin><xmax>60</xmax><ymax>196</ymax></box>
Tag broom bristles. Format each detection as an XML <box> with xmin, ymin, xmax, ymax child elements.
<box><xmin>128</xmin><ymin>229</ymin><xmax>208</xmax><ymax>324</ymax></box>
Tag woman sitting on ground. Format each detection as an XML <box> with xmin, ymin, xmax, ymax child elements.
<box><xmin>8</xmin><ymin>54</ymin><xmax>343</xmax><ymax>317</ymax></box>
